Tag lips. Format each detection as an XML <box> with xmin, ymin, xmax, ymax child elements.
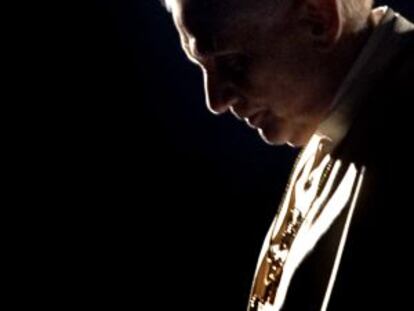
<box><xmin>245</xmin><ymin>111</ymin><xmax>264</xmax><ymax>129</ymax></box>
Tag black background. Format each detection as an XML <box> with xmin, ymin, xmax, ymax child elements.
<box><xmin>32</xmin><ymin>1</ymin><xmax>414</xmax><ymax>309</ymax></box>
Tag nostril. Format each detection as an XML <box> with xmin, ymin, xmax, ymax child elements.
<box><xmin>207</xmin><ymin>87</ymin><xmax>242</xmax><ymax>115</ymax></box>
<box><xmin>221</xmin><ymin>87</ymin><xmax>238</xmax><ymax>103</ymax></box>
<box><xmin>221</xmin><ymin>88</ymin><xmax>245</xmax><ymax>110</ymax></box>
<box><xmin>206</xmin><ymin>96</ymin><xmax>228</xmax><ymax>115</ymax></box>
<box><xmin>208</xmin><ymin>104</ymin><xmax>230</xmax><ymax>115</ymax></box>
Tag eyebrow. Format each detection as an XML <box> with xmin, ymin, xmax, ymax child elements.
<box><xmin>183</xmin><ymin>35</ymin><xmax>240</xmax><ymax>66</ymax></box>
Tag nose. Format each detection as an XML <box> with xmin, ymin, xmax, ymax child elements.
<box><xmin>203</xmin><ymin>71</ymin><xmax>242</xmax><ymax>115</ymax></box>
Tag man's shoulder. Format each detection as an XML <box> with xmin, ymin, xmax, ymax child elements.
<box><xmin>387</xmin><ymin>11</ymin><xmax>414</xmax><ymax>95</ymax></box>
<box><xmin>368</xmin><ymin>13</ymin><xmax>414</xmax><ymax>136</ymax></box>
<box><xmin>391</xmin><ymin>39</ymin><xmax>414</xmax><ymax>99</ymax></box>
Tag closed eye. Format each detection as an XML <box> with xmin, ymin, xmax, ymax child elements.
<box><xmin>216</xmin><ymin>53</ymin><xmax>250</xmax><ymax>76</ymax></box>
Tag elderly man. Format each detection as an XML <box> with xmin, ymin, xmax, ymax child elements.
<box><xmin>162</xmin><ymin>0</ymin><xmax>414</xmax><ymax>310</ymax></box>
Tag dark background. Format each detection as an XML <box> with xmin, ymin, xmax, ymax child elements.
<box><xmin>38</xmin><ymin>1</ymin><xmax>413</xmax><ymax>309</ymax></box>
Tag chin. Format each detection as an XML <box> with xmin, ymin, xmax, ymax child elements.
<box><xmin>258</xmin><ymin>126</ymin><xmax>312</xmax><ymax>148</ymax></box>
<box><xmin>287</xmin><ymin>133</ymin><xmax>311</xmax><ymax>147</ymax></box>
<box><xmin>286</xmin><ymin>140</ymin><xmax>306</xmax><ymax>148</ymax></box>
<box><xmin>258</xmin><ymin>128</ymin><xmax>288</xmax><ymax>146</ymax></box>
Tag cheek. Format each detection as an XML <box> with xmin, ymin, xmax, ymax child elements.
<box><xmin>249</xmin><ymin>66</ymin><xmax>297</xmax><ymax>108</ymax></box>
<box><xmin>244</xmin><ymin>63</ymin><xmax>277</xmax><ymax>96</ymax></box>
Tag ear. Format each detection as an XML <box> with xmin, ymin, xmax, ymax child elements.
<box><xmin>301</xmin><ymin>0</ymin><xmax>343</xmax><ymax>50</ymax></box>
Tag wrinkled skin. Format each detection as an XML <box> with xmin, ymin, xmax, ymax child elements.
<box><xmin>169</xmin><ymin>0</ymin><xmax>366</xmax><ymax>146</ymax></box>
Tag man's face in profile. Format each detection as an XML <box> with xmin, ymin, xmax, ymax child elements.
<box><xmin>169</xmin><ymin>0</ymin><xmax>333</xmax><ymax>146</ymax></box>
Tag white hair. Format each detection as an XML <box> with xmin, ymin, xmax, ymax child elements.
<box><xmin>160</xmin><ymin>0</ymin><xmax>173</xmax><ymax>12</ymax></box>
<box><xmin>161</xmin><ymin>0</ymin><xmax>375</xmax><ymax>31</ymax></box>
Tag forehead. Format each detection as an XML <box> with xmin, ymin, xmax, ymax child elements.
<box><xmin>171</xmin><ymin>0</ymin><xmax>279</xmax><ymax>55</ymax></box>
